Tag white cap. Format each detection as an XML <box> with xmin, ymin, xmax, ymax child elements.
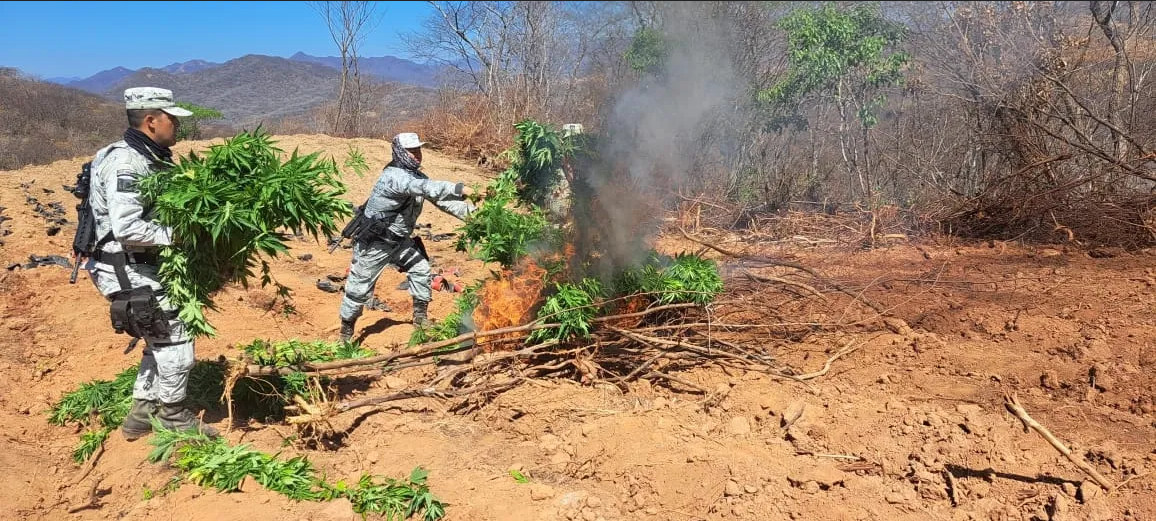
<box><xmin>396</xmin><ymin>132</ymin><xmax>425</xmax><ymax>149</ymax></box>
<box><xmin>562</xmin><ymin>123</ymin><xmax>584</xmax><ymax>136</ymax></box>
<box><xmin>123</xmin><ymin>87</ymin><xmax>194</xmax><ymax>117</ymax></box>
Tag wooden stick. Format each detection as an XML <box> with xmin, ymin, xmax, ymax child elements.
<box><xmin>1003</xmin><ymin>392</ymin><xmax>1117</xmax><ymax>491</ymax></box>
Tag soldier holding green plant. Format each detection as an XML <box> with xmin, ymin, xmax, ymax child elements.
<box><xmin>83</xmin><ymin>87</ymin><xmax>219</xmax><ymax>440</ymax></box>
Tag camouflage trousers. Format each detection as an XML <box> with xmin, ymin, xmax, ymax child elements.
<box><xmin>339</xmin><ymin>238</ymin><xmax>432</xmax><ymax>323</ymax></box>
<box><xmin>88</xmin><ymin>261</ymin><xmax>195</xmax><ymax>405</ymax></box>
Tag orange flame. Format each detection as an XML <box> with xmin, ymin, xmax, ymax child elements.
<box><xmin>606</xmin><ymin>295</ymin><xmax>648</xmax><ymax>329</ymax></box>
<box><xmin>471</xmin><ymin>258</ymin><xmax>548</xmax><ymax>350</ymax></box>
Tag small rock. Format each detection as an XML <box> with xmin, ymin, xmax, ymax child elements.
<box><xmin>558</xmin><ymin>491</ymin><xmax>588</xmax><ymax>508</ymax></box>
<box><xmin>529</xmin><ymin>484</ymin><xmax>556</xmax><ymax>501</ymax></box>
<box><xmin>728</xmin><ymin>416</ymin><xmax>751</xmax><ymax>435</ymax></box>
<box><xmin>585</xmin><ymin>496</ymin><xmax>602</xmax><ymax>508</ymax></box>
<box><xmin>313</xmin><ymin>498</ymin><xmax>359</xmax><ymax>520</ymax></box>
<box><xmin>731</xmin><ymin>505</ymin><xmax>745</xmax><ymax>516</ymax></box>
<box><xmin>581</xmin><ymin>423</ymin><xmax>597</xmax><ymax>437</ymax></box>
<box><xmin>632</xmin><ymin>493</ymin><xmax>646</xmax><ymax>508</ymax></box>
<box><xmin>724</xmin><ymin>480</ymin><xmax>743</xmax><ymax>497</ymax></box>
<box><xmin>955</xmin><ymin>403</ymin><xmax>982</xmax><ymax>416</ymax></box>
<box><xmin>1052</xmin><ymin>493</ymin><xmax>1070</xmax><ymax>521</ymax></box>
<box><xmin>1089</xmin><ymin>363</ymin><xmax>1112</xmax><ymax>392</ymax></box>
<box><xmin>1040</xmin><ymin>370</ymin><xmax>1060</xmax><ymax>390</ymax></box>
<box><xmin>383</xmin><ymin>376</ymin><xmax>407</xmax><ymax>390</ymax></box>
<box><xmin>297</xmin><ymin>253</ymin><xmax>313</xmax><ymax>261</ymax></box>
<box><xmin>540</xmin><ymin>434</ymin><xmax>562</xmax><ymax>451</ymax></box>
<box><xmin>1061</xmin><ymin>482</ymin><xmax>1077</xmax><ymax>498</ymax></box>
<box><xmin>781</xmin><ymin>401</ymin><xmax>806</xmax><ymax>428</ymax></box>
<box><xmin>885</xmin><ymin>493</ymin><xmax>906</xmax><ymax>504</ymax></box>
<box><xmin>644</xmin><ymin>507</ymin><xmax>658</xmax><ymax>516</ymax></box>
<box><xmin>1077</xmin><ymin>481</ymin><xmax>1101</xmax><ymax>503</ymax></box>
<box><xmin>652</xmin><ymin>396</ymin><xmax>668</xmax><ymax>409</ymax></box>
<box><xmin>744</xmin><ymin>485</ymin><xmax>758</xmax><ymax>494</ymax></box>
<box><xmin>883</xmin><ymin>317</ymin><xmax>914</xmax><ymax>335</ymax></box>
<box><xmin>787</xmin><ymin>462</ymin><xmax>845</xmax><ymax>490</ymax></box>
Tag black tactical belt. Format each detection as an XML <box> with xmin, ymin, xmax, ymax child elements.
<box><xmin>93</xmin><ymin>250</ymin><xmax>160</xmax><ymax>267</ymax></box>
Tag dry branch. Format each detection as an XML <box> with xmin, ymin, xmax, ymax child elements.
<box><xmin>1002</xmin><ymin>392</ymin><xmax>1117</xmax><ymax>491</ymax></box>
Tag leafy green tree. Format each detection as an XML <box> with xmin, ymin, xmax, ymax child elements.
<box><xmin>624</xmin><ymin>27</ymin><xmax>668</xmax><ymax>75</ymax></box>
<box><xmin>758</xmin><ymin>2</ymin><xmax>908</xmax><ymax>202</ymax></box>
<box><xmin>174</xmin><ymin>102</ymin><xmax>223</xmax><ymax>141</ymax></box>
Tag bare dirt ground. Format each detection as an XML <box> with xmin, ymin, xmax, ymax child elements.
<box><xmin>1</xmin><ymin>135</ymin><xmax>1154</xmax><ymax>521</ymax></box>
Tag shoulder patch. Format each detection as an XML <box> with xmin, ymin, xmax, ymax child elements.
<box><xmin>116</xmin><ymin>175</ymin><xmax>138</xmax><ymax>193</ymax></box>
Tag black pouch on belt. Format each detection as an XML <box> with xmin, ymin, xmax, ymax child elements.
<box><xmin>109</xmin><ymin>286</ymin><xmax>172</xmax><ymax>339</ymax></box>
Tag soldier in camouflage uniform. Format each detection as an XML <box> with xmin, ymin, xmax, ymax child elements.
<box><xmin>339</xmin><ymin>132</ymin><xmax>478</xmax><ymax>342</ymax></box>
<box><xmin>86</xmin><ymin>87</ymin><xmax>219</xmax><ymax>440</ymax></box>
<box><xmin>542</xmin><ymin>123</ymin><xmax>584</xmax><ymax>224</ymax></box>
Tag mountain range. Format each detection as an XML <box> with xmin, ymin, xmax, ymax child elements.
<box><xmin>48</xmin><ymin>52</ymin><xmax>443</xmax><ymax>95</ymax></box>
<box><xmin>28</xmin><ymin>53</ymin><xmax>449</xmax><ymax>128</ymax></box>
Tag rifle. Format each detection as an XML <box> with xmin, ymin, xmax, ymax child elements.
<box><xmin>68</xmin><ymin>162</ymin><xmax>96</xmax><ymax>284</ymax></box>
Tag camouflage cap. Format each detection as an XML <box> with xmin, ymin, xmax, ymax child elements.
<box><xmin>396</xmin><ymin>132</ymin><xmax>425</xmax><ymax>149</ymax></box>
<box><xmin>123</xmin><ymin>87</ymin><xmax>193</xmax><ymax>117</ymax></box>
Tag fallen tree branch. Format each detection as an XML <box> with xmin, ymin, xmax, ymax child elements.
<box><xmin>286</xmin><ymin>380</ymin><xmax>522</xmax><ymax>424</ymax></box>
<box><xmin>1003</xmin><ymin>392</ymin><xmax>1117</xmax><ymax>491</ymax></box>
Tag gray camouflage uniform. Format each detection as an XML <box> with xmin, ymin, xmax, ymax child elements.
<box><xmin>339</xmin><ymin>166</ymin><xmax>474</xmax><ymax>324</ymax></box>
<box><xmin>86</xmin><ymin>141</ymin><xmax>192</xmax><ymax>405</ymax></box>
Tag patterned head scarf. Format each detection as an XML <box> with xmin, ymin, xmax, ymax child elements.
<box><xmin>388</xmin><ymin>135</ymin><xmax>422</xmax><ymax>172</ymax></box>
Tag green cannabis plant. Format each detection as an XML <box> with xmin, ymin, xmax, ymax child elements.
<box><xmin>148</xmin><ymin>422</ymin><xmax>445</xmax><ymax>519</ymax></box>
<box><xmin>139</xmin><ymin>128</ymin><xmax>352</xmax><ymax>337</ymax></box>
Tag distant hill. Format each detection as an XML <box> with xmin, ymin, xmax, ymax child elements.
<box><xmin>160</xmin><ymin>59</ymin><xmax>221</xmax><ymax>75</ymax></box>
<box><xmin>0</xmin><ymin>68</ymin><xmax>124</xmax><ymax>170</ymax></box>
<box><xmin>66</xmin><ymin>66</ymin><xmax>135</xmax><ymax>94</ymax></box>
<box><xmin>288</xmin><ymin>52</ymin><xmax>444</xmax><ymax>88</ymax></box>
<box><xmin>106</xmin><ymin>54</ymin><xmax>344</xmax><ymax>128</ymax></box>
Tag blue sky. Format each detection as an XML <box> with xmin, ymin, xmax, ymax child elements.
<box><xmin>0</xmin><ymin>1</ymin><xmax>434</xmax><ymax>80</ymax></box>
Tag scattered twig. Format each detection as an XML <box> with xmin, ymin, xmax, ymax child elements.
<box><xmin>944</xmin><ymin>467</ymin><xmax>960</xmax><ymax>507</ymax></box>
<box><xmin>69</xmin><ymin>444</ymin><xmax>104</xmax><ymax>486</ymax></box>
<box><xmin>1002</xmin><ymin>392</ymin><xmax>1117</xmax><ymax>491</ymax></box>
<box><xmin>67</xmin><ymin>474</ymin><xmax>105</xmax><ymax>513</ymax></box>
<box><xmin>794</xmin><ymin>451</ymin><xmax>863</xmax><ymax>461</ymax></box>
<box><xmin>793</xmin><ymin>337</ymin><xmax>874</xmax><ymax>381</ymax></box>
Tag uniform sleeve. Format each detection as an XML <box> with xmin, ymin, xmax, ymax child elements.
<box><xmin>102</xmin><ymin>156</ymin><xmax>173</xmax><ymax>247</ymax></box>
<box><xmin>432</xmin><ymin>197</ymin><xmax>476</xmax><ymax>221</ymax></box>
<box><xmin>391</xmin><ymin>174</ymin><xmax>464</xmax><ymax>201</ymax></box>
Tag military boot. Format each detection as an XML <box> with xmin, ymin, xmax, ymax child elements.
<box><xmin>412</xmin><ymin>299</ymin><xmax>431</xmax><ymax>327</ymax></box>
<box><xmin>121</xmin><ymin>399</ymin><xmax>158</xmax><ymax>441</ymax></box>
<box><xmin>340</xmin><ymin>318</ymin><xmax>356</xmax><ymax>343</ymax></box>
<box><xmin>157</xmin><ymin>399</ymin><xmax>220</xmax><ymax>438</ymax></box>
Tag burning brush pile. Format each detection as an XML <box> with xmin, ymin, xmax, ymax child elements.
<box><xmin>250</xmin><ymin>120</ymin><xmax>880</xmax><ymax>431</ymax></box>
